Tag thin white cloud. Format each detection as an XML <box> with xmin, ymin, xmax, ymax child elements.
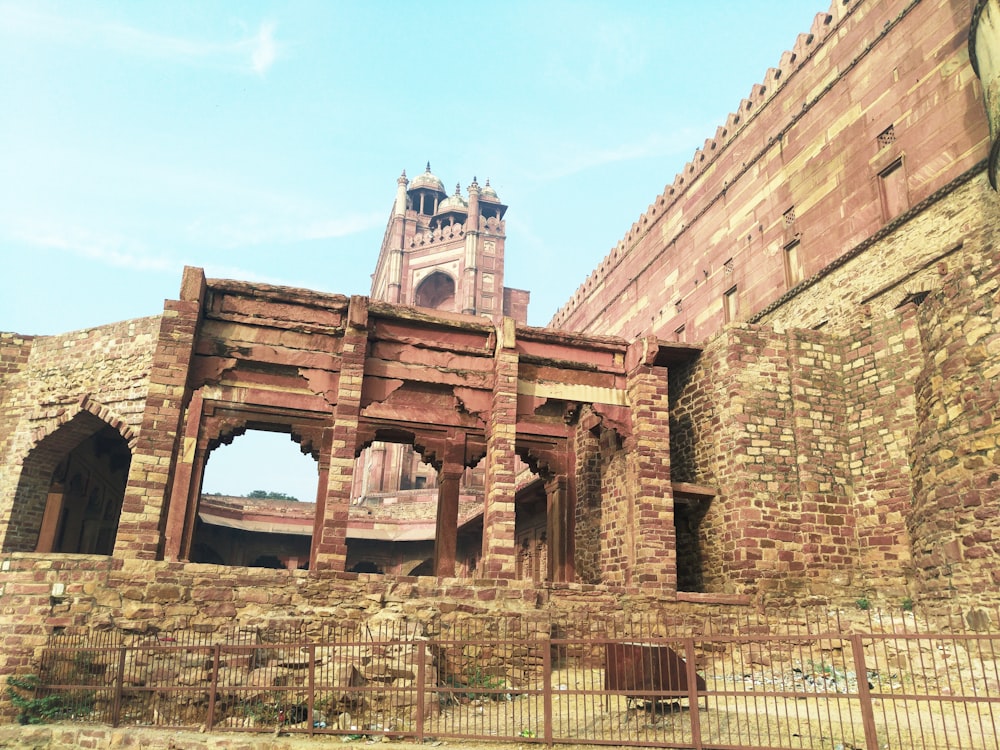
<box><xmin>524</xmin><ymin>128</ymin><xmax>705</xmax><ymax>183</ymax></box>
<box><xmin>4</xmin><ymin>218</ymin><xmax>311</xmax><ymax>289</ymax></box>
<box><xmin>0</xmin><ymin>4</ymin><xmax>279</xmax><ymax>75</ymax></box>
<box><xmin>190</xmin><ymin>211</ymin><xmax>384</xmax><ymax>249</ymax></box>
<box><xmin>249</xmin><ymin>22</ymin><xmax>277</xmax><ymax>75</ymax></box>
<box><xmin>8</xmin><ymin>221</ymin><xmax>174</xmax><ymax>273</ymax></box>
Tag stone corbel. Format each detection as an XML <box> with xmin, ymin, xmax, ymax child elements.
<box><xmin>589</xmin><ymin>403</ymin><xmax>632</xmax><ymax>441</ymax></box>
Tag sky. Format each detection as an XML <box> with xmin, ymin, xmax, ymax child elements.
<box><xmin>0</xmin><ymin>0</ymin><xmax>828</xmax><ymax>501</ymax></box>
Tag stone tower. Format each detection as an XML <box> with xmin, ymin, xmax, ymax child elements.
<box><xmin>370</xmin><ymin>163</ymin><xmax>529</xmax><ymax>321</ymax></box>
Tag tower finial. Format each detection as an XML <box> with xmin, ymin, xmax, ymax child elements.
<box><xmin>455</xmin><ymin>182</ymin><xmax>461</xmax><ymax>195</ymax></box>
<box><xmin>426</xmin><ymin>161</ymin><xmax>432</xmax><ymax>173</ymax></box>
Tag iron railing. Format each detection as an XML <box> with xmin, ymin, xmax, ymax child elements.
<box><xmin>16</xmin><ymin>608</ymin><xmax>1000</xmax><ymax>749</ymax></box>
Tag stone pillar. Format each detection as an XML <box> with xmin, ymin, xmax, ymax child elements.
<box><xmin>479</xmin><ymin>318</ymin><xmax>518</xmax><ymax>579</ymax></box>
<box><xmin>462</xmin><ymin>181</ymin><xmax>480</xmax><ymax>315</ymax></box>
<box><xmin>625</xmin><ymin>348</ymin><xmax>676</xmax><ymax>592</ymax></box>
<box><xmin>545</xmin><ymin>474</ymin><xmax>575</xmax><ymax>583</ymax></box>
<box><xmin>163</xmin><ymin>391</ymin><xmax>204</xmax><ymax>561</ymax></box>
<box><xmin>311</xmin><ymin>295</ymin><xmax>368</xmax><ymax>571</ymax></box>
<box><xmin>114</xmin><ymin>266</ymin><xmax>205</xmax><ymax>561</ymax></box>
<box><xmin>35</xmin><ymin>484</ymin><xmax>65</xmax><ymax>553</ymax></box>
<box><xmin>434</xmin><ymin>457</ymin><xmax>464</xmax><ymax>577</ymax></box>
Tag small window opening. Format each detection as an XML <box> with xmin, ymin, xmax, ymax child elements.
<box><xmin>878</xmin><ymin>158</ymin><xmax>908</xmax><ymax>221</ymax></box>
<box><xmin>784</xmin><ymin>239</ymin><xmax>804</xmax><ymax>288</ymax></box>
<box><xmin>896</xmin><ymin>290</ymin><xmax>930</xmax><ymax>308</ymax></box>
<box><xmin>724</xmin><ymin>286</ymin><xmax>739</xmax><ymax>323</ymax></box>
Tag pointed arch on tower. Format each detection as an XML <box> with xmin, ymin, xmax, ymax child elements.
<box><xmin>414</xmin><ymin>270</ymin><xmax>457</xmax><ymax>312</ymax></box>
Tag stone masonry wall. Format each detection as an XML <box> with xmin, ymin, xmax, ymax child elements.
<box><xmin>571</xmin><ymin>418</ymin><xmax>602</xmax><ymax>585</ymax></box>
<box><xmin>908</xmin><ymin>251</ymin><xmax>1000</xmax><ymax>600</ymax></box>
<box><xmin>0</xmin><ymin>319</ymin><xmax>160</xmax><ymax>551</ymax></box>
<box><xmin>840</xmin><ymin>310</ymin><xmax>922</xmax><ymax>597</ymax></box>
<box><xmin>598</xmin><ymin>429</ymin><xmax>631</xmax><ymax>587</ymax></box>
<box><xmin>668</xmin><ymin>323</ymin><xmax>922</xmax><ymax>601</ymax></box>
<box><xmin>551</xmin><ymin>0</ymin><xmax>987</xmax><ymax>343</ymax></box>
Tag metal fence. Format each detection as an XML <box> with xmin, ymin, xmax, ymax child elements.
<box><xmin>18</xmin><ymin>607</ymin><xmax>1000</xmax><ymax>749</ymax></box>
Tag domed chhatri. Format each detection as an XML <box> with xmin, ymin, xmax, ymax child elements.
<box><xmin>436</xmin><ymin>183</ymin><xmax>468</xmax><ymax>215</ymax></box>
<box><xmin>408</xmin><ymin>162</ymin><xmax>446</xmax><ymax>194</ymax></box>
<box><xmin>480</xmin><ymin>178</ymin><xmax>500</xmax><ymax>203</ymax></box>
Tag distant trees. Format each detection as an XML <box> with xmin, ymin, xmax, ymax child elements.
<box><xmin>202</xmin><ymin>490</ymin><xmax>299</xmax><ymax>501</ymax></box>
<box><xmin>247</xmin><ymin>490</ymin><xmax>299</xmax><ymax>501</ymax></box>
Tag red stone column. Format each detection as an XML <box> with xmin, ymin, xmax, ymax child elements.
<box><xmin>311</xmin><ymin>296</ymin><xmax>368</xmax><ymax>571</ymax></box>
<box><xmin>479</xmin><ymin>318</ymin><xmax>518</xmax><ymax>579</ymax></box>
<box><xmin>114</xmin><ymin>266</ymin><xmax>206</xmax><ymax>561</ymax></box>
<box><xmin>162</xmin><ymin>391</ymin><xmax>204</xmax><ymax>561</ymax></box>
<box><xmin>433</xmin><ymin>463</ymin><xmax>463</xmax><ymax>577</ymax></box>
<box><xmin>625</xmin><ymin>355</ymin><xmax>676</xmax><ymax>593</ymax></box>
<box><xmin>545</xmin><ymin>474</ymin><xmax>575</xmax><ymax>583</ymax></box>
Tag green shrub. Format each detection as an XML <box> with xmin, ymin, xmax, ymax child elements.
<box><xmin>5</xmin><ymin>674</ymin><xmax>91</xmax><ymax>725</ymax></box>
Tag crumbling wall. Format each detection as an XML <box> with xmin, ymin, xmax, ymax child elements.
<box><xmin>908</xmin><ymin>253</ymin><xmax>1000</xmax><ymax>599</ymax></box>
<box><xmin>0</xmin><ymin>319</ymin><xmax>159</xmax><ymax>552</ymax></box>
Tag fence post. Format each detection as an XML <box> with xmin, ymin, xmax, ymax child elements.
<box><xmin>111</xmin><ymin>645</ymin><xmax>126</xmax><ymax>727</ymax></box>
<box><xmin>684</xmin><ymin>640</ymin><xmax>703</xmax><ymax>750</ymax></box>
<box><xmin>205</xmin><ymin>643</ymin><xmax>221</xmax><ymax>732</ymax></box>
<box><xmin>416</xmin><ymin>641</ymin><xmax>426</xmax><ymax>743</ymax></box>
<box><xmin>543</xmin><ymin>636</ymin><xmax>553</xmax><ymax>746</ymax></box>
<box><xmin>849</xmin><ymin>634</ymin><xmax>879</xmax><ymax>750</ymax></box>
<box><xmin>308</xmin><ymin>643</ymin><xmax>316</xmax><ymax>736</ymax></box>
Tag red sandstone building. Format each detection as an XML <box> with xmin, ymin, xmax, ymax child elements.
<box><xmin>2</xmin><ymin>0</ymin><xmax>1000</xmax><ymax>662</ymax></box>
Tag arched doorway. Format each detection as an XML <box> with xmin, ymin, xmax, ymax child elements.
<box><xmin>8</xmin><ymin>414</ymin><xmax>133</xmax><ymax>555</ymax></box>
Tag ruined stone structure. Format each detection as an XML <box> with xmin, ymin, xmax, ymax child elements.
<box><xmin>2</xmin><ymin>0</ymin><xmax>1000</xmax><ymax>708</ymax></box>
<box><xmin>352</xmin><ymin>167</ymin><xmax>530</xmax><ymax>542</ymax></box>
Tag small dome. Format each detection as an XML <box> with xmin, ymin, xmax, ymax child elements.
<box><xmin>409</xmin><ymin>162</ymin><xmax>446</xmax><ymax>194</ymax></box>
<box><xmin>480</xmin><ymin>178</ymin><xmax>500</xmax><ymax>203</ymax></box>
<box><xmin>436</xmin><ymin>183</ymin><xmax>468</xmax><ymax>215</ymax></box>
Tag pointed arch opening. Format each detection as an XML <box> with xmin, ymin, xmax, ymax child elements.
<box><xmin>413</xmin><ymin>271</ymin><xmax>456</xmax><ymax>312</ymax></box>
<box><xmin>4</xmin><ymin>410</ymin><xmax>132</xmax><ymax>555</ymax></box>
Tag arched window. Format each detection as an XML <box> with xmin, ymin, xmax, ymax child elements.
<box><xmin>414</xmin><ymin>271</ymin><xmax>456</xmax><ymax>312</ymax></box>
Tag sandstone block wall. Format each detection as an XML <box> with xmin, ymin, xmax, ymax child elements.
<box><xmin>668</xmin><ymin>321</ymin><xmax>917</xmax><ymax>600</ymax></box>
<box><xmin>551</xmin><ymin>0</ymin><xmax>987</xmax><ymax>343</ymax></box>
<box><xmin>908</xmin><ymin>250</ymin><xmax>1000</xmax><ymax>598</ymax></box>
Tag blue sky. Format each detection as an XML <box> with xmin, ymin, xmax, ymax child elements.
<box><xmin>1</xmin><ymin>0</ymin><xmax>826</xmax><ymax>500</ymax></box>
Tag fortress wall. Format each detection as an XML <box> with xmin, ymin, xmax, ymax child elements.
<box><xmin>550</xmin><ymin>0</ymin><xmax>988</xmax><ymax>342</ymax></box>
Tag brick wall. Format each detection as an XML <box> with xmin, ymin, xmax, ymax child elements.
<box><xmin>115</xmin><ymin>269</ymin><xmax>205</xmax><ymax>561</ymax></box>
<box><xmin>668</xmin><ymin>322</ymin><xmax>923</xmax><ymax>600</ymax></box>
<box><xmin>572</xmin><ymin>418</ymin><xmax>602</xmax><ymax>584</ymax></box>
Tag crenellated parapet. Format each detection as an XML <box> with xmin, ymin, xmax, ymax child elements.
<box><xmin>549</xmin><ymin>0</ymin><xmax>858</xmax><ymax>331</ymax></box>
